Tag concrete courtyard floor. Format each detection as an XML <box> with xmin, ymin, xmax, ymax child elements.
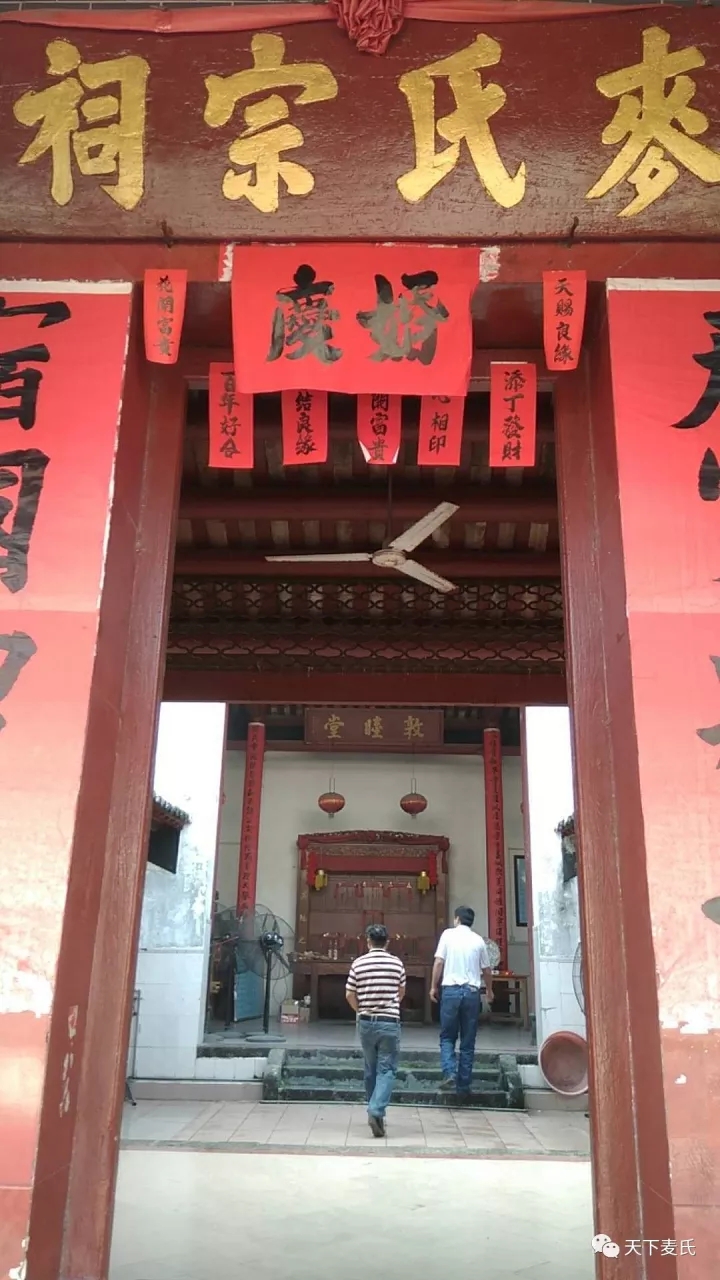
<box><xmin>110</xmin><ymin>1150</ymin><xmax>595</xmax><ymax>1280</ymax></box>
<box><xmin>121</xmin><ymin>1099</ymin><xmax>591</xmax><ymax>1156</ymax></box>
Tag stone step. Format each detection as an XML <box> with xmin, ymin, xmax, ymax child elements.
<box><xmin>263</xmin><ymin>1046</ymin><xmax>525</xmax><ymax>1111</ymax></box>
<box><xmin>282</xmin><ymin>1063</ymin><xmax>503</xmax><ymax>1085</ymax></box>
<box><xmin>277</xmin><ymin>1083</ymin><xmax>510</xmax><ymax>1109</ymax></box>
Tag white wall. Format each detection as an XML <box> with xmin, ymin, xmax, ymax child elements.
<box><xmin>217</xmin><ymin>751</ymin><xmax>528</xmax><ymax>976</ymax></box>
<box><xmin>133</xmin><ymin>703</ymin><xmax>226</xmax><ymax>1079</ymax></box>
<box><xmin>523</xmin><ymin>706</ymin><xmax>585</xmax><ymax>1047</ymax></box>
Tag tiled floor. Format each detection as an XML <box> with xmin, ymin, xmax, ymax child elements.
<box><xmin>204</xmin><ymin>1018</ymin><xmax>534</xmax><ymax>1052</ymax></box>
<box><xmin>110</xmin><ymin>1150</ymin><xmax>595</xmax><ymax>1280</ymax></box>
<box><xmin>122</xmin><ymin>1099</ymin><xmax>590</xmax><ymax>1156</ymax></box>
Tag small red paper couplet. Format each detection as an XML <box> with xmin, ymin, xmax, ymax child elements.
<box><xmin>281</xmin><ymin>390</ymin><xmax>328</xmax><ymax>465</ymax></box>
<box><xmin>143</xmin><ymin>269</ymin><xmax>187</xmax><ymax>364</ymax></box>
<box><xmin>418</xmin><ymin>396</ymin><xmax>464</xmax><ymax>466</ymax></box>
<box><xmin>542</xmin><ymin>271</ymin><xmax>587</xmax><ymax>371</ymax></box>
<box><xmin>208</xmin><ymin>363</ymin><xmax>254</xmax><ymax>469</ymax></box>
<box><xmin>489</xmin><ymin>363</ymin><xmax>537</xmax><ymax>468</ymax></box>
<box><xmin>357</xmin><ymin>395</ymin><xmax>401</xmax><ymax>465</ymax></box>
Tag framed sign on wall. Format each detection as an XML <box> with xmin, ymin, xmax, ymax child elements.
<box><xmin>513</xmin><ymin>854</ymin><xmax>528</xmax><ymax>929</ymax></box>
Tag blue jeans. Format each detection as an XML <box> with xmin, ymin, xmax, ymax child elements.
<box><xmin>440</xmin><ymin>985</ymin><xmax>481</xmax><ymax>1093</ymax></box>
<box><xmin>358</xmin><ymin>1017</ymin><xmax>401</xmax><ymax>1119</ymax></box>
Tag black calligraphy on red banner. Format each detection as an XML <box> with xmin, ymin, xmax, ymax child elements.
<box><xmin>143</xmin><ymin>269</ymin><xmax>187</xmax><ymax>365</ymax></box>
<box><xmin>281</xmin><ymin>389</ymin><xmax>328</xmax><ymax>465</ymax></box>
<box><xmin>489</xmin><ymin>362</ymin><xmax>537</xmax><ymax>468</ymax></box>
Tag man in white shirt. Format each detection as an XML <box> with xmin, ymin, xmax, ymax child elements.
<box><xmin>430</xmin><ymin>906</ymin><xmax>493</xmax><ymax>1096</ymax></box>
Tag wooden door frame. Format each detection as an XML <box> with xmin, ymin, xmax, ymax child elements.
<box><xmin>553</xmin><ymin>302</ymin><xmax>675</xmax><ymax>1278</ymax></box>
<box><xmin>16</xmin><ymin>274</ymin><xmax>671</xmax><ymax>1279</ymax></box>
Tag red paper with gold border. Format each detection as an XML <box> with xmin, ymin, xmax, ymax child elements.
<box><xmin>281</xmin><ymin>389</ymin><xmax>328</xmax><ymax>465</ymax></box>
<box><xmin>232</xmin><ymin>245</ymin><xmax>476</xmax><ymax>397</ymax></box>
<box><xmin>356</xmin><ymin>395</ymin><xmax>401</xmax><ymax>466</ymax></box>
<box><xmin>143</xmin><ymin>268</ymin><xmax>187</xmax><ymax>364</ymax></box>
<box><xmin>489</xmin><ymin>362</ymin><xmax>537</xmax><ymax>467</ymax></box>
<box><xmin>606</xmin><ymin>286</ymin><xmax>720</xmax><ymax>1033</ymax></box>
<box><xmin>542</xmin><ymin>271</ymin><xmax>587</xmax><ymax>371</ymax></box>
<box><xmin>417</xmin><ymin>396</ymin><xmax>464</xmax><ymax>466</ymax></box>
<box><xmin>208</xmin><ymin>363</ymin><xmax>253</xmax><ymax>469</ymax></box>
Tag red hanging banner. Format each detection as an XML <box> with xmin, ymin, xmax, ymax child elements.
<box><xmin>417</xmin><ymin>396</ymin><xmax>464</xmax><ymax>466</ymax></box>
<box><xmin>605</xmin><ymin>286</ymin><xmax>720</xmax><ymax>1035</ymax></box>
<box><xmin>143</xmin><ymin>269</ymin><xmax>187</xmax><ymax>364</ymax></box>
<box><xmin>356</xmin><ymin>395</ymin><xmax>402</xmax><ymax>465</ymax></box>
<box><xmin>483</xmin><ymin>727</ymin><xmax>508</xmax><ymax>971</ymax></box>
<box><xmin>489</xmin><ymin>362</ymin><xmax>537</xmax><ymax>468</ymax></box>
<box><xmin>237</xmin><ymin>722</ymin><xmax>266</xmax><ymax>915</ymax></box>
<box><xmin>281</xmin><ymin>389</ymin><xmax>328</xmax><ymax>465</ymax></box>
<box><xmin>208</xmin><ymin>363</ymin><xmax>254</xmax><ymax>469</ymax></box>
<box><xmin>542</xmin><ymin>271</ymin><xmax>587</xmax><ymax>371</ymax></box>
<box><xmin>232</xmin><ymin>245</ymin><xmax>476</xmax><ymax>397</ymax></box>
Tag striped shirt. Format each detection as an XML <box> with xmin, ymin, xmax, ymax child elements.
<box><xmin>346</xmin><ymin>949</ymin><xmax>406</xmax><ymax>1018</ymax></box>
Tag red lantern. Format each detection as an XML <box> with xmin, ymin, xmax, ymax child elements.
<box><xmin>318</xmin><ymin>791</ymin><xmax>346</xmax><ymax>818</ymax></box>
<box><xmin>400</xmin><ymin>792</ymin><xmax>428</xmax><ymax>817</ymax></box>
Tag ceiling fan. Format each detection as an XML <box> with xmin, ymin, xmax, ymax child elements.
<box><xmin>265</xmin><ymin>501</ymin><xmax>460</xmax><ymax>594</ymax></box>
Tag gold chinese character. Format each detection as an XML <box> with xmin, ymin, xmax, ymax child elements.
<box><xmin>404</xmin><ymin>716</ymin><xmax>424</xmax><ymax>741</ymax></box>
<box><xmin>364</xmin><ymin>716</ymin><xmax>384</xmax><ymax>740</ymax></box>
<box><xmin>203</xmin><ymin>33</ymin><xmax>338</xmax><ymax>214</ymax></box>
<box><xmin>324</xmin><ymin>714</ymin><xmax>344</xmax><ymax>740</ymax></box>
<box><xmin>13</xmin><ymin>39</ymin><xmax>148</xmax><ymax>210</ymax></box>
<box><xmin>587</xmin><ymin>26</ymin><xmax>720</xmax><ymax>217</ymax></box>
<box><xmin>397</xmin><ymin>35</ymin><xmax>525</xmax><ymax>208</ymax></box>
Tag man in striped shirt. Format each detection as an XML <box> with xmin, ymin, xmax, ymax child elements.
<box><xmin>346</xmin><ymin>924</ymin><xmax>406</xmax><ymax>1137</ymax></box>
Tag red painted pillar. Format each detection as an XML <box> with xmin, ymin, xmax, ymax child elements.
<box><xmin>483</xmin><ymin>726</ymin><xmax>508</xmax><ymax>970</ymax></box>
<box><xmin>237</xmin><ymin>722</ymin><xmax>266</xmax><ymax>915</ymax></box>
<box><xmin>0</xmin><ymin>285</ymin><xmax>181</xmax><ymax>1280</ymax></box>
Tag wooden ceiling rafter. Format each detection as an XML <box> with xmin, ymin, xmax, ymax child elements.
<box><xmin>177</xmin><ymin>483</ymin><xmax>558</xmax><ymax>524</ymax></box>
<box><xmin>173</xmin><ymin>552</ymin><xmax>561</xmax><ymax>578</ymax></box>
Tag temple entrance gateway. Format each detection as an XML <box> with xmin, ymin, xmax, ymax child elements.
<box><xmin>0</xmin><ymin>5</ymin><xmax>718</xmax><ymax>1280</ymax></box>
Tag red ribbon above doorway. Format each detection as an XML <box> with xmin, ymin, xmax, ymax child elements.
<box><xmin>0</xmin><ymin>4</ymin><xmax>662</xmax><ymax>56</ymax></box>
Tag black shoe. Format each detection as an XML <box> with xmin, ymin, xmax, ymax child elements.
<box><xmin>439</xmin><ymin>1076</ymin><xmax>456</xmax><ymax>1092</ymax></box>
<box><xmin>368</xmin><ymin>1113</ymin><xmax>385</xmax><ymax>1138</ymax></box>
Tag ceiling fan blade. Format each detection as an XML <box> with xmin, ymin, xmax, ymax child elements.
<box><xmin>264</xmin><ymin>553</ymin><xmax>372</xmax><ymax>563</ymax></box>
<box><xmin>388</xmin><ymin>502</ymin><xmax>460</xmax><ymax>553</ymax></box>
<box><xmin>396</xmin><ymin>559</ymin><xmax>458</xmax><ymax>594</ymax></box>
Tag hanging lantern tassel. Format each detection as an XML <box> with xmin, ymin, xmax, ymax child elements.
<box><xmin>143</xmin><ymin>268</ymin><xmax>187</xmax><ymax>364</ymax></box>
<box><xmin>417</xmin><ymin>869</ymin><xmax>431</xmax><ymax>894</ymax></box>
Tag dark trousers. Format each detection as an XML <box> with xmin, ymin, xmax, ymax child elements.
<box><xmin>439</xmin><ymin>984</ymin><xmax>481</xmax><ymax>1093</ymax></box>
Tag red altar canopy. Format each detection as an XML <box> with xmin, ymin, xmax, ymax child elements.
<box><xmin>231</xmin><ymin>245</ymin><xmax>477</xmax><ymax>397</ymax></box>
